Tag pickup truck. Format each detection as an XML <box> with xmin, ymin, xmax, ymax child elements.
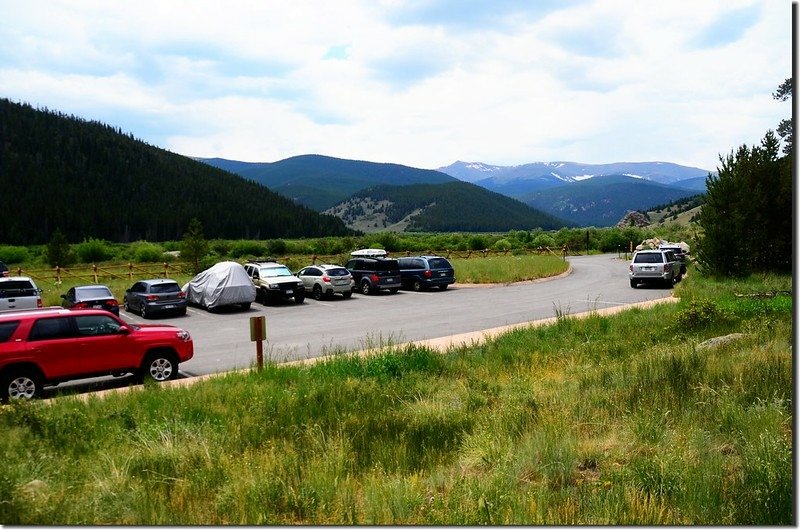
<box><xmin>0</xmin><ymin>277</ymin><xmax>43</xmax><ymax>312</ymax></box>
<box><xmin>629</xmin><ymin>249</ymin><xmax>682</xmax><ymax>288</ymax></box>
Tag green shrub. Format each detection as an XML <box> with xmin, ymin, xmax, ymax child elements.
<box><xmin>0</xmin><ymin>245</ymin><xmax>30</xmax><ymax>264</ymax></box>
<box><xmin>75</xmin><ymin>238</ymin><xmax>113</xmax><ymax>264</ymax></box>
<box><xmin>675</xmin><ymin>299</ymin><xmax>726</xmax><ymax>330</ymax></box>
<box><xmin>230</xmin><ymin>241</ymin><xmax>266</xmax><ymax>259</ymax></box>
<box><xmin>131</xmin><ymin>242</ymin><xmax>165</xmax><ymax>263</ymax></box>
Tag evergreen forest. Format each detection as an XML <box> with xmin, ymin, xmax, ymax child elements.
<box><xmin>0</xmin><ymin>99</ymin><xmax>354</xmax><ymax>244</ymax></box>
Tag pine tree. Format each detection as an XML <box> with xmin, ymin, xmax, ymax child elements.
<box><xmin>181</xmin><ymin>218</ymin><xmax>209</xmax><ymax>274</ymax></box>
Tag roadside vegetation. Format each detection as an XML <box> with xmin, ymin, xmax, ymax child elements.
<box><xmin>0</xmin><ymin>267</ymin><xmax>790</xmax><ymax>525</ymax></box>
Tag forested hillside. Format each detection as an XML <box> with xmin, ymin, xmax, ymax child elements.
<box><xmin>0</xmin><ymin>99</ymin><xmax>353</xmax><ymax>244</ymax></box>
<box><xmin>522</xmin><ymin>174</ymin><xmax>699</xmax><ymax>227</ymax></box>
<box><xmin>327</xmin><ymin>181</ymin><xmax>571</xmax><ymax>232</ymax></box>
<box><xmin>201</xmin><ymin>155</ymin><xmax>457</xmax><ymax>211</ymax></box>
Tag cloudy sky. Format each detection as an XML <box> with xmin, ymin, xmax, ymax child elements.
<box><xmin>1</xmin><ymin>0</ymin><xmax>791</xmax><ymax>172</ymax></box>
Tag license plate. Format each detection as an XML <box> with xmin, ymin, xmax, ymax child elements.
<box><xmin>386</xmin><ymin>278</ymin><xmax>395</xmax><ymax>283</ymax></box>
<box><xmin>92</xmin><ymin>304</ymin><xmax>102</xmax><ymax>308</ymax></box>
<box><xmin>643</xmin><ymin>266</ymin><xmax>654</xmax><ymax>271</ymax></box>
<box><xmin>164</xmin><ymin>305</ymin><xmax>175</xmax><ymax>309</ymax></box>
<box><xmin>286</xmin><ymin>289</ymin><xmax>293</xmax><ymax>294</ymax></box>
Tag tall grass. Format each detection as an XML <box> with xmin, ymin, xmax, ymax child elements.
<box><xmin>0</xmin><ymin>271</ymin><xmax>791</xmax><ymax>524</ymax></box>
<box><xmin>452</xmin><ymin>254</ymin><xmax>568</xmax><ymax>283</ymax></box>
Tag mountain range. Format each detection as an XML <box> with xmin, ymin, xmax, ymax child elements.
<box><xmin>200</xmin><ymin>156</ymin><xmax>709</xmax><ymax>229</ymax></box>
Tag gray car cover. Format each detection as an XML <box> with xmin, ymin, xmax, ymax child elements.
<box><xmin>182</xmin><ymin>261</ymin><xmax>256</xmax><ymax>309</ymax></box>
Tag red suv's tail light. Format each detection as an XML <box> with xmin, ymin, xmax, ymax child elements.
<box><xmin>176</xmin><ymin>330</ymin><xmax>191</xmax><ymax>342</ymax></box>
<box><xmin>423</xmin><ymin>270</ymin><xmax>432</xmax><ymax>278</ymax></box>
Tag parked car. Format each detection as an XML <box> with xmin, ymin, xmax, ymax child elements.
<box><xmin>244</xmin><ymin>261</ymin><xmax>305</xmax><ymax>304</ymax></box>
<box><xmin>296</xmin><ymin>264</ymin><xmax>354</xmax><ymax>300</ymax></box>
<box><xmin>0</xmin><ymin>307</ymin><xmax>193</xmax><ymax>400</ymax></box>
<box><xmin>658</xmin><ymin>244</ymin><xmax>688</xmax><ymax>274</ymax></box>
<box><xmin>183</xmin><ymin>261</ymin><xmax>256</xmax><ymax>311</ymax></box>
<box><xmin>61</xmin><ymin>284</ymin><xmax>119</xmax><ymax>315</ymax></box>
<box><xmin>397</xmin><ymin>255</ymin><xmax>455</xmax><ymax>291</ymax></box>
<box><xmin>629</xmin><ymin>249</ymin><xmax>682</xmax><ymax>288</ymax></box>
<box><xmin>345</xmin><ymin>256</ymin><xmax>401</xmax><ymax>295</ymax></box>
<box><xmin>123</xmin><ymin>279</ymin><xmax>188</xmax><ymax>318</ymax></box>
<box><xmin>0</xmin><ymin>261</ymin><xmax>9</xmax><ymax>277</ymax></box>
<box><xmin>0</xmin><ymin>277</ymin><xmax>43</xmax><ymax>312</ymax></box>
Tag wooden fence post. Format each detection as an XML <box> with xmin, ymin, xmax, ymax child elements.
<box><xmin>92</xmin><ymin>264</ymin><xmax>98</xmax><ymax>283</ymax></box>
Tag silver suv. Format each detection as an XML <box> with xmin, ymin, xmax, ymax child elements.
<box><xmin>296</xmin><ymin>264</ymin><xmax>354</xmax><ymax>300</ymax></box>
<box><xmin>0</xmin><ymin>277</ymin><xmax>43</xmax><ymax>312</ymax></box>
<box><xmin>244</xmin><ymin>261</ymin><xmax>305</xmax><ymax>304</ymax></box>
<box><xmin>629</xmin><ymin>249</ymin><xmax>682</xmax><ymax>288</ymax></box>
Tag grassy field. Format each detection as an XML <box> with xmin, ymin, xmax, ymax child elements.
<box><xmin>26</xmin><ymin>254</ymin><xmax>569</xmax><ymax>307</ymax></box>
<box><xmin>0</xmin><ymin>267</ymin><xmax>791</xmax><ymax>524</ymax></box>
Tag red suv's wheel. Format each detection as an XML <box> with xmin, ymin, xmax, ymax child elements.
<box><xmin>1</xmin><ymin>367</ymin><xmax>42</xmax><ymax>401</ymax></box>
<box><xmin>140</xmin><ymin>350</ymin><xmax>179</xmax><ymax>382</ymax></box>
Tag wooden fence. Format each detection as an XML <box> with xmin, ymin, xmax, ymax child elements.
<box><xmin>10</xmin><ymin>246</ymin><xmax>569</xmax><ymax>286</ymax></box>
<box><xmin>11</xmin><ymin>262</ymin><xmax>191</xmax><ymax>286</ymax></box>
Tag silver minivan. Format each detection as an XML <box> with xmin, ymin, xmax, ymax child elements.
<box><xmin>0</xmin><ymin>276</ymin><xmax>43</xmax><ymax>312</ymax></box>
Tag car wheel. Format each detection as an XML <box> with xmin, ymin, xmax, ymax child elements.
<box><xmin>140</xmin><ymin>303</ymin><xmax>149</xmax><ymax>319</ymax></box>
<box><xmin>630</xmin><ymin>279</ymin><xmax>637</xmax><ymax>288</ymax></box>
<box><xmin>241</xmin><ymin>302</ymin><xmax>251</xmax><ymax>310</ymax></box>
<box><xmin>312</xmin><ymin>284</ymin><xmax>323</xmax><ymax>300</ymax></box>
<box><xmin>295</xmin><ymin>292</ymin><xmax>305</xmax><ymax>304</ymax></box>
<box><xmin>342</xmin><ymin>291</ymin><xmax>352</xmax><ymax>299</ymax></box>
<box><xmin>389</xmin><ymin>288</ymin><xmax>399</xmax><ymax>294</ymax></box>
<box><xmin>1</xmin><ymin>367</ymin><xmax>43</xmax><ymax>401</ymax></box>
<box><xmin>140</xmin><ymin>350</ymin><xmax>178</xmax><ymax>382</ymax></box>
<box><xmin>123</xmin><ymin>297</ymin><xmax>130</xmax><ymax>312</ymax></box>
<box><xmin>360</xmin><ymin>280</ymin><xmax>372</xmax><ymax>295</ymax></box>
<box><xmin>438</xmin><ymin>285</ymin><xmax>448</xmax><ymax>291</ymax></box>
<box><xmin>412</xmin><ymin>279</ymin><xmax>422</xmax><ymax>292</ymax></box>
<box><xmin>178</xmin><ymin>308</ymin><xmax>187</xmax><ymax>317</ymax></box>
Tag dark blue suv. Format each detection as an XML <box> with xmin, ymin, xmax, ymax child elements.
<box><xmin>397</xmin><ymin>256</ymin><xmax>455</xmax><ymax>291</ymax></box>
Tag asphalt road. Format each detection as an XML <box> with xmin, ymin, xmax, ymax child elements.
<box><xmin>113</xmin><ymin>253</ymin><xmax>674</xmax><ymax>378</ymax></box>
<box><xmin>43</xmin><ymin>253</ymin><xmax>677</xmax><ymax>398</ymax></box>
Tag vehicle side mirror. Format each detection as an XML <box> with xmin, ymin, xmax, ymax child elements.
<box><xmin>60</xmin><ymin>294</ymin><xmax>67</xmax><ymax>300</ymax></box>
<box><xmin>118</xmin><ymin>325</ymin><xmax>131</xmax><ymax>335</ymax></box>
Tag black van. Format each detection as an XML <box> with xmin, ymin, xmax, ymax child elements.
<box><xmin>397</xmin><ymin>256</ymin><xmax>455</xmax><ymax>291</ymax></box>
<box><xmin>345</xmin><ymin>257</ymin><xmax>401</xmax><ymax>295</ymax></box>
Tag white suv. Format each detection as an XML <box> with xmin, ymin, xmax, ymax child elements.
<box><xmin>244</xmin><ymin>261</ymin><xmax>305</xmax><ymax>304</ymax></box>
<box><xmin>296</xmin><ymin>264</ymin><xmax>354</xmax><ymax>300</ymax></box>
<box><xmin>0</xmin><ymin>277</ymin><xmax>43</xmax><ymax>312</ymax></box>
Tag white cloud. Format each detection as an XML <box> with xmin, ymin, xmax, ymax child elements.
<box><xmin>0</xmin><ymin>0</ymin><xmax>791</xmax><ymax>171</ymax></box>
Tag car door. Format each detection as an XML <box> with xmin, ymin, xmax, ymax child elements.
<box><xmin>26</xmin><ymin>315</ymin><xmax>81</xmax><ymax>378</ymax></box>
<box><xmin>72</xmin><ymin>313</ymin><xmax>136</xmax><ymax>373</ymax></box>
<box><xmin>127</xmin><ymin>282</ymin><xmax>145</xmax><ymax>312</ymax></box>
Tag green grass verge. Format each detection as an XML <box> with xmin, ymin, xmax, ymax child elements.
<box><xmin>452</xmin><ymin>254</ymin><xmax>568</xmax><ymax>284</ymax></box>
<box><xmin>0</xmin><ymin>271</ymin><xmax>791</xmax><ymax>524</ymax></box>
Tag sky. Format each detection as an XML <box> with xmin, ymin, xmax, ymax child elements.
<box><xmin>0</xmin><ymin>0</ymin><xmax>792</xmax><ymax>172</ymax></box>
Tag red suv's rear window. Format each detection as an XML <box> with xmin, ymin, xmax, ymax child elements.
<box><xmin>0</xmin><ymin>321</ymin><xmax>20</xmax><ymax>342</ymax></box>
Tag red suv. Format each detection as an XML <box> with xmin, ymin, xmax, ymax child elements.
<box><xmin>0</xmin><ymin>308</ymin><xmax>193</xmax><ymax>400</ymax></box>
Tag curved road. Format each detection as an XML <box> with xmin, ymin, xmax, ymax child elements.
<box><xmin>159</xmin><ymin>253</ymin><xmax>674</xmax><ymax>377</ymax></box>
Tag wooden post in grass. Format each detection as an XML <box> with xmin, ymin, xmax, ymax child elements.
<box><xmin>249</xmin><ymin>315</ymin><xmax>267</xmax><ymax>370</ymax></box>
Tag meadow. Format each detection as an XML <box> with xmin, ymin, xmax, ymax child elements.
<box><xmin>0</xmin><ymin>266</ymin><xmax>791</xmax><ymax>525</ymax></box>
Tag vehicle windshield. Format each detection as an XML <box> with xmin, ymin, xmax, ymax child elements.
<box><xmin>428</xmin><ymin>258</ymin><xmax>451</xmax><ymax>269</ymax></box>
<box><xmin>633</xmin><ymin>253</ymin><xmax>663</xmax><ymax>264</ymax></box>
<box><xmin>76</xmin><ymin>286</ymin><xmax>113</xmax><ymax>299</ymax></box>
<box><xmin>0</xmin><ymin>281</ymin><xmax>35</xmax><ymax>297</ymax></box>
<box><xmin>150</xmin><ymin>283</ymin><xmax>180</xmax><ymax>294</ymax></box>
<box><xmin>261</xmin><ymin>267</ymin><xmax>293</xmax><ymax>278</ymax></box>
